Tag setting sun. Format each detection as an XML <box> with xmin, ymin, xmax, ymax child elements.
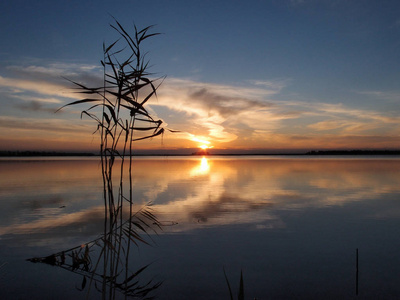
<box><xmin>190</xmin><ymin>136</ymin><xmax>214</xmax><ymax>151</ymax></box>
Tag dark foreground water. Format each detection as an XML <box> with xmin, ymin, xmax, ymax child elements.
<box><xmin>1</xmin><ymin>156</ymin><xmax>400</xmax><ymax>299</ymax></box>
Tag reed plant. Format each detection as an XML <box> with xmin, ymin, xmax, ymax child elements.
<box><xmin>30</xmin><ymin>19</ymin><xmax>170</xmax><ymax>299</ymax></box>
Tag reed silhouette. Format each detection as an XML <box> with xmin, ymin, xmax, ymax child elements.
<box><xmin>28</xmin><ymin>19</ymin><xmax>172</xmax><ymax>299</ymax></box>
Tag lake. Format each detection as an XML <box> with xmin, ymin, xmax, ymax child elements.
<box><xmin>1</xmin><ymin>156</ymin><xmax>400</xmax><ymax>299</ymax></box>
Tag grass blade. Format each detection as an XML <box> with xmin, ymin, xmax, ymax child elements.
<box><xmin>223</xmin><ymin>267</ymin><xmax>234</xmax><ymax>300</ymax></box>
<box><xmin>238</xmin><ymin>270</ymin><xmax>244</xmax><ymax>300</ymax></box>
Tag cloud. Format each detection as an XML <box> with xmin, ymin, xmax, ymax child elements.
<box><xmin>152</xmin><ymin>78</ymin><xmax>288</xmax><ymax>144</ymax></box>
<box><xmin>153</xmin><ymin>78</ymin><xmax>400</xmax><ymax>147</ymax></box>
<box><xmin>357</xmin><ymin>89</ymin><xmax>400</xmax><ymax>102</ymax></box>
<box><xmin>304</xmin><ymin>103</ymin><xmax>400</xmax><ymax>136</ymax></box>
<box><xmin>188</xmin><ymin>87</ymin><xmax>268</xmax><ymax>118</ymax></box>
<box><xmin>7</xmin><ymin>63</ymin><xmax>101</xmax><ymax>81</ymax></box>
<box><xmin>150</xmin><ymin>78</ymin><xmax>400</xmax><ymax>148</ymax></box>
<box><xmin>0</xmin><ymin>63</ymin><xmax>102</xmax><ymax>106</ymax></box>
<box><xmin>308</xmin><ymin>120</ymin><xmax>379</xmax><ymax>133</ymax></box>
<box><xmin>0</xmin><ymin>116</ymin><xmax>91</xmax><ymax>132</ymax></box>
<box><xmin>14</xmin><ymin>94</ymin><xmax>63</xmax><ymax>104</ymax></box>
<box><xmin>2</xmin><ymin>62</ymin><xmax>400</xmax><ymax>151</ymax></box>
<box><xmin>249</xmin><ymin>79</ymin><xmax>288</xmax><ymax>90</ymax></box>
<box><xmin>15</xmin><ymin>100</ymin><xmax>58</xmax><ymax>113</ymax></box>
<box><xmin>0</xmin><ymin>75</ymin><xmax>69</xmax><ymax>98</ymax></box>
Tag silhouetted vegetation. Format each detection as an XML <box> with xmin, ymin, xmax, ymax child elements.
<box><xmin>0</xmin><ymin>151</ymin><xmax>95</xmax><ymax>157</ymax></box>
<box><xmin>223</xmin><ymin>267</ymin><xmax>245</xmax><ymax>300</ymax></box>
<box><xmin>306</xmin><ymin>149</ymin><xmax>400</xmax><ymax>155</ymax></box>
<box><xmin>28</xmin><ymin>19</ymin><xmax>170</xmax><ymax>299</ymax></box>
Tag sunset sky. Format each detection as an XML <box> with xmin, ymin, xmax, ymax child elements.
<box><xmin>1</xmin><ymin>0</ymin><xmax>400</xmax><ymax>154</ymax></box>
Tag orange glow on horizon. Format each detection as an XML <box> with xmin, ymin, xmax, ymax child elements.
<box><xmin>189</xmin><ymin>136</ymin><xmax>215</xmax><ymax>151</ymax></box>
<box><xmin>199</xmin><ymin>144</ymin><xmax>214</xmax><ymax>150</ymax></box>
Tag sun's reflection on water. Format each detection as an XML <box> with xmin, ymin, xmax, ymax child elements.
<box><xmin>189</xmin><ymin>156</ymin><xmax>210</xmax><ymax>176</ymax></box>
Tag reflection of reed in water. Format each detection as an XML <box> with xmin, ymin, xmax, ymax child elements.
<box><xmin>28</xmin><ymin>204</ymin><xmax>162</xmax><ymax>298</ymax></box>
<box><xmin>28</xmin><ymin>19</ymin><xmax>172</xmax><ymax>299</ymax></box>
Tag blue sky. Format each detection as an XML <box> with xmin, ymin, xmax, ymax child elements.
<box><xmin>1</xmin><ymin>0</ymin><xmax>400</xmax><ymax>153</ymax></box>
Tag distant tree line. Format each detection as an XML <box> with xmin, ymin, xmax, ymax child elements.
<box><xmin>306</xmin><ymin>150</ymin><xmax>400</xmax><ymax>155</ymax></box>
<box><xmin>0</xmin><ymin>151</ymin><xmax>96</xmax><ymax>157</ymax></box>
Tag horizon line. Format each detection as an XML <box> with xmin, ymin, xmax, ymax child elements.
<box><xmin>2</xmin><ymin>149</ymin><xmax>400</xmax><ymax>157</ymax></box>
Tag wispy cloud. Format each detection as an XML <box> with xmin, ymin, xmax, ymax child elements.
<box><xmin>6</xmin><ymin>63</ymin><xmax>101</xmax><ymax>80</ymax></box>
<box><xmin>14</xmin><ymin>94</ymin><xmax>63</xmax><ymax>104</ymax></box>
<box><xmin>305</xmin><ymin>102</ymin><xmax>400</xmax><ymax>136</ymax></box>
<box><xmin>152</xmin><ymin>78</ymin><xmax>289</xmax><ymax>144</ymax></box>
<box><xmin>357</xmin><ymin>89</ymin><xmax>400</xmax><ymax>102</ymax></box>
<box><xmin>0</xmin><ymin>116</ymin><xmax>93</xmax><ymax>134</ymax></box>
<box><xmin>0</xmin><ymin>63</ymin><xmax>102</xmax><ymax>105</ymax></box>
<box><xmin>0</xmin><ymin>75</ymin><xmax>69</xmax><ymax>98</ymax></box>
<box><xmin>15</xmin><ymin>100</ymin><xmax>58</xmax><ymax>113</ymax></box>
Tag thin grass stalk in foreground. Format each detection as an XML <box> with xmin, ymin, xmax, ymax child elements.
<box><xmin>223</xmin><ymin>267</ymin><xmax>245</xmax><ymax>300</ymax></box>
<box><xmin>223</xmin><ymin>267</ymin><xmax>234</xmax><ymax>300</ymax></box>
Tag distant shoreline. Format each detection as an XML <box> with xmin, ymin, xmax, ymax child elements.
<box><xmin>305</xmin><ymin>150</ymin><xmax>400</xmax><ymax>155</ymax></box>
<box><xmin>1</xmin><ymin>150</ymin><xmax>400</xmax><ymax>157</ymax></box>
<box><xmin>0</xmin><ymin>151</ymin><xmax>97</xmax><ymax>157</ymax></box>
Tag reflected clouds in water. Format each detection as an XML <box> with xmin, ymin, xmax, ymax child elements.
<box><xmin>1</xmin><ymin>157</ymin><xmax>400</xmax><ymax>243</ymax></box>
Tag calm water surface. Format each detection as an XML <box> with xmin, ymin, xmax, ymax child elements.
<box><xmin>1</xmin><ymin>156</ymin><xmax>400</xmax><ymax>299</ymax></box>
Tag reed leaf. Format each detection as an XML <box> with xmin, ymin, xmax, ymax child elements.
<box><xmin>103</xmin><ymin>104</ymin><xmax>118</xmax><ymax>125</ymax></box>
<box><xmin>130</xmin><ymin>126</ymin><xmax>159</xmax><ymax>131</ymax></box>
<box><xmin>223</xmin><ymin>267</ymin><xmax>234</xmax><ymax>300</ymax></box>
<box><xmin>103</xmin><ymin>112</ymin><xmax>111</xmax><ymax>126</ymax></box>
<box><xmin>80</xmin><ymin>110</ymin><xmax>100</xmax><ymax>123</ymax></box>
<box><xmin>112</xmin><ymin>19</ymin><xmax>137</xmax><ymax>46</ymax></box>
<box><xmin>104</xmin><ymin>39</ymin><xmax>120</xmax><ymax>54</ymax></box>
<box><xmin>140</xmin><ymin>90</ymin><xmax>156</xmax><ymax>106</ymax></box>
<box><xmin>132</xmin><ymin>128</ymin><xmax>164</xmax><ymax>141</ymax></box>
<box><xmin>167</xmin><ymin>128</ymin><xmax>181</xmax><ymax>133</ymax></box>
<box><xmin>62</xmin><ymin>78</ymin><xmax>103</xmax><ymax>93</ymax></box>
<box><xmin>123</xmin><ymin>228</ymin><xmax>149</xmax><ymax>246</ymax></box>
<box><xmin>238</xmin><ymin>270</ymin><xmax>244</xmax><ymax>300</ymax></box>
<box><xmin>55</xmin><ymin>98</ymin><xmax>100</xmax><ymax>113</ymax></box>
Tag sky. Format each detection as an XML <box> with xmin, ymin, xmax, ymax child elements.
<box><xmin>1</xmin><ymin>0</ymin><xmax>400</xmax><ymax>154</ymax></box>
